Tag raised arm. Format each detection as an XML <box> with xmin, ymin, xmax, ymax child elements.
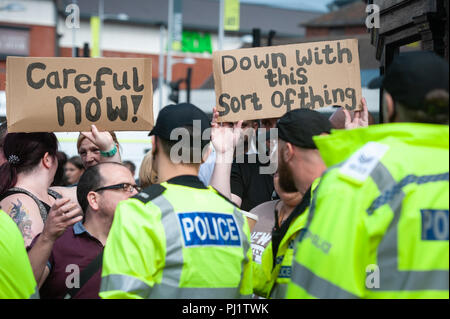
<box><xmin>27</xmin><ymin>198</ymin><xmax>82</xmax><ymax>287</ymax></box>
<box><xmin>343</xmin><ymin>97</ymin><xmax>369</xmax><ymax>129</ymax></box>
<box><xmin>80</xmin><ymin>125</ymin><xmax>122</xmax><ymax>164</ymax></box>
<box><xmin>209</xmin><ymin>107</ymin><xmax>243</xmax><ymax>206</ymax></box>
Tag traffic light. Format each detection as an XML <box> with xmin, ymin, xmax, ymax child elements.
<box><xmin>185</xmin><ymin>67</ymin><xmax>192</xmax><ymax>103</ymax></box>
<box><xmin>268</xmin><ymin>30</ymin><xmax>276</xmax><ymax>46</ymax></box>
<box><xmin>168</xmin><ymin>67</ymin><xmax>193</xmax><ymax>104</ymax></box>
<box><xmin>252</xmin><ymin>28</ymin><xmax>261</xmax><ymax>47</ymax></box>
<box><xmin>169</xmin><ymin>79</ymin><xmax>183</xmax><ymax>104</ymax></box>
<box><xmin>83</xmin><ymin>42</ymin><xmax>90</xmax><ymax>57</ymax></box>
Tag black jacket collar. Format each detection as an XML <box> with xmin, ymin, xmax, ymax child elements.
<box><xmin>166</xmin><ymin>175</ymin><xmax>208</xmax><ymax>189</ymax></box>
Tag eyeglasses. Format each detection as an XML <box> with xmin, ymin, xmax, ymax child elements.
<box><xmin>94</xmin><ymin>183</ymin><xmax>142</xmax><ymax>193</ymax></box>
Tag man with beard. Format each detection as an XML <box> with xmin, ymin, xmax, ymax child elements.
<box><xmin>252</xmin><ymin>109</ymin><xmax>332</xmax><ymax>298</ymax></box>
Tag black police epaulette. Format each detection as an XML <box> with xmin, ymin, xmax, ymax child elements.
<box><xmin>211</xmin><ymin>187</ymin><xmax>240</xmax><ymax>208</ymax></box>
<box><xmin>133</xmin><ymin>184</ymin><xmax>166</xmax><ymax>203</ymax></box>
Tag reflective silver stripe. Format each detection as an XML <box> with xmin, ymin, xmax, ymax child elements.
<box><xmin>290</xmin><ymin>260</ymin><xmax>359</xmax><ymax>299</ymax></box>
<box><xmin>234</xmin><ymin>207</ymin><xmax>251</xmax><ymax>296</ymax></box>
<box><xmin>289</xmin><ymin>164</ymin><xmax>347</xmax><ymax>298</ymax></box>
<box><xmin>29</xmin><ymin>286</ymin><xmax>40</xmax><ymax>299</ymax></box>
<box><xmin>369</xmin><ymin>163</ymin><xmax>449</xmax><ymax>291</ymax></box>
<box><xmin>368</xmin><ymin>169</ymin><xmax>449</xmax><ymax>215</ymax></box>
<box><xmin>270</xmin><ymin>283</ymin><xmax>287</xmax><ymax>299</ymax></box>
<box><xmin>149</xmin><ymin>195</ymin><xmax>250</xmax><ymax>298</ymax></box>
<box><xmin>100</xmin><ymin>195</ymin><xmax>179</xmax><ymax>298</ymax></box>
<box><xmin>297</xmin><ymin>163</ymin><xmax>343</xmax><ymax>244</ymax></box>
<box><xmin>146</xmin><ymin>284</ymin><xmax>246</xmax><ymax>299</ymax></box>
<box><xmin>148</xmin><ymin>195</ymin><xmax>184</xmax><ymax>297</ymax></box>
<box><xmin>368</xmin><ymin>162</ymin><xmax>397</xmax><ymax>210</ymax></box>
<box><xmin>100</xmin><ymin>274</ymin><xmax>152</xmax><ymax>298</ymax></box>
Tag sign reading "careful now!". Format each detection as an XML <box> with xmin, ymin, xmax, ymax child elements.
<box><xmin>6</xmin><ymin>57</ymin><xmax>153</xmax><ymax>132</ymax></box>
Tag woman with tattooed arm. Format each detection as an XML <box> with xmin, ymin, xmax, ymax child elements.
<box><xmin>0</xmin><ymin>133</ymin><xmax>81</xmax><ymax>247</ymax></box>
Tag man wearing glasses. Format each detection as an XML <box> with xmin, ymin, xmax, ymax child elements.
<box><xmin>27</xmin><ymin>162</ymin><xmax>138</xmax><ymax>299</ymax></box>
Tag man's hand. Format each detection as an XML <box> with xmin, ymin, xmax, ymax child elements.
<box><xmin>343</xmin><ymin>97</ymin><xmax>369</xmax><ymax>129</ymax></box>
<box><xmin>80</xmin><ymin>124</ymin><xmax>115</xmax><ymax>152</ymax></box>
<box><xmin>41</xmin><ymin>198</ymin><xmax>83</xmax><ymax>242</ymax></box>
<box><xmin>211</xmin><ymin>107</ymin><xmax>243</xmax><ymax>156</ymax></box>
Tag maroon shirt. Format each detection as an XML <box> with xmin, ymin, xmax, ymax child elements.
<box><xmin>29</xmin><ymin>222</ymin><xmax>103</xmax><ymax>299</ymax></box>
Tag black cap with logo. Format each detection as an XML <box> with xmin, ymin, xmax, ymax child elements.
<box><xmin>149</xmin><ymin>103</ymin><xmax>211</xmax><ymax>147</ymax></box>
<box><xmin>277</xmin><ymin>109</ymin><xmax>332</xmax><ymax>149</ymax></box>
<box><xmin>369</xmin><ymin>51</ymin><xmax>449</xmax><ymax>111</ymax></box>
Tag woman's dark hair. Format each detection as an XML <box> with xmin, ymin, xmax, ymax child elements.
<box><xmin>52</xmin><ymin>151</ymin><xmax>68</xmax><ymax>187</ymax></box>
<box><xmin>0</xmin><ymin>132</ymin><xmax>58</xmax><ymax>195</ymax></box>
<box><xmin>67</xmin><ymin>156</ymin><xmax>84</xmax><ymax>170</ymax></box>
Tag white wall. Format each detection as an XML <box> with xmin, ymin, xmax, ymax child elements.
<box><xmin>57</xmin><ymin>19</ymin><xmax>244</xmax><ymax>56</ymax></box>
<box><xmin>0</xmin><ymin>91</ymin><xmax>5</xmax><ymax>117</ymax></box>
<box><xmin>0</xmin><ymin>0</ymin><xmax>55</xmax><ymax>26</ymax></box>
<box><xmin>57</xmin><ymin>19</ymin><xmax>162</xmax><ymax>54</ymax></box>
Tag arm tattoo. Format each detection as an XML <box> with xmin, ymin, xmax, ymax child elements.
<box><xmin>8</xmin><ymin>199</ymin><xmax>34</xmax><ymax>241</ymax></box>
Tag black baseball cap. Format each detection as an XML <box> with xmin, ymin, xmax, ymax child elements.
<box><xmin>277</xmin><ymin>109</ymin><xmax>332</xmax><ymax>149</ymax></box>
<box><xmin>369</xmin><ymin>51</ymin><xmax>449</xmax><ymax>110</ymax></box>
<box><xmin>149</xmin><ymin>103</ymin><xmax>211</xmax><ymax>146</ymax></box>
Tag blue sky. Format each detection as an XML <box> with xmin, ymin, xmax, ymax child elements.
<box><xmin>216</xmin><ymin>0</ymin><xmax>332</xmax><ymax>12</ymax></box>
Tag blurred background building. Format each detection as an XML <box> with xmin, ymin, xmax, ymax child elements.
<box><xmin>1</xmin><ymin>0</ymin><xmax>448</xmax><ymax>173</ymax></box>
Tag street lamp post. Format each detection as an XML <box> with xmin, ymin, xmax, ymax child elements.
<box><xmin>158</xmin><ymin>24</ymin><xmax>166</xmax><ymax>112</ymax></box>
<box><xmin>72</xmin><ymin>0</ymin><xmax>78</xmax><ymax>57</ymax></box>
<box><xmin>98</xmin><ymin>0</ymin><xmax>104</xmax><ymax>57</ymax></box>
<box><xmin>218</xmin><ymin>0</ymin><xmax>224</xmax><ymax>51</ymax></box>
<box><xmin>167</xmin><ymin>0</ymin><xmax>174</xmax><ymax>85</ymax></box>
<box><xmin>97</xmin><ymin>0</ymin><xmax>128</xmax><ymax>57</ymax></box>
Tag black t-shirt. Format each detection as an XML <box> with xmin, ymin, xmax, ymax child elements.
<box><xmin>271</xmin><ymin>187</ymin><xmax>311</xmax><ymax>266</ymax></box>
<box><xmin>230</xmin><ymin>153</ymin><xmax>275</xmax><ymax>212</ymax></box>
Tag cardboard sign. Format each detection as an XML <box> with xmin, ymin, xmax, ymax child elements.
<box><xmin>213</xmin><ymin>39</ymin><xmax>362</xmax><ymax>122</ymax></box>
<box><xmin>6</xmin><ymin>57</ymin><xmax>153</xmax><ymax>132</ymax></box>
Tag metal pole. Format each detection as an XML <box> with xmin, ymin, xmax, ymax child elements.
<box><xmin>167</xmin><ymin>0</ymin><xmax>174</xmax><ymax>85</ymax></box>
<box><xmin>158</xmin><ymin>25</ymin><xmax>166</xmax><ymax>112</ymax></box>
<box><xmin>72</xmin><ymin>0</ymin><xmax>77</xmax><ymax>57</ymax></box>
<box><xmin>186</xmin><ymin>67</ymin><xmax>192</xmax><ymax>103</ymax></box>
<box><xmin>99</xmin><ymin>0</ymin><xmax>104</xmax><ymax>57</ymax></box>
<box><xmin>218</xmin><ymin>0</ymin><xmax>224</xmax><ymax>50</ymax></box>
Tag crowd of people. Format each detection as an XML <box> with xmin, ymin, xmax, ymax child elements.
<box><xmin>0</xmin><ymin>51</ymin><xmax>448</xmax><ymax>299</ymax></box>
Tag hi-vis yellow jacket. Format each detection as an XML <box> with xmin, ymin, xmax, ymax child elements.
<box><xmin>99</xmin><ymin>176</ymin><xmax>253</xmax><ymax>299</ymax></box>
<box><xmin>253</xmin><ymin>180</ymin><xmax>319</xmax><ymax>299</ymax></box>
<box><xmin>286</xmin><ymin>123</ymin><xmax>449</xmax><ymax>299</ymax></box>
<box><xmin>0</xmin><ymin>210</ymin><xmax>39</xmax><ymax>299</ymax></box>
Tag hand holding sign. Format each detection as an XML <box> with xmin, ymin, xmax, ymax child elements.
<box><xmin>211</xmin><ymin>107</ymin><xmax>243</xmax><ymax>158</ymax></box>
<box><xmin>343</xmin><ymin>97</ymin><xmax>369</xmax><ymax>129</ymax></box>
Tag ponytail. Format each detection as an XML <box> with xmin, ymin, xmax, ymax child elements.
<box><xmin>0</xmin><ymin>161</ymin><xmax>18</xmax><ymax>196</ymax></box>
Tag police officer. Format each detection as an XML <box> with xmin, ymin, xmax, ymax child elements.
<box><xmin>0</xmin><ymin>209</ymin><xmax>39</xmax><ymax>299</ymax></box>
<box><xmin>253</xmin><ymin>109</ymin><xmax>332</xmax><ymax>298</ymax></box>
<box><xmin>99</xmin><ymin>103</ymin><xmax>253</xmax><ymax>299</ymax></box>
<box><xmin>286</xmin><ymin>51</ymin><xmax>449</xmax><ymax>298</ymax></box>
